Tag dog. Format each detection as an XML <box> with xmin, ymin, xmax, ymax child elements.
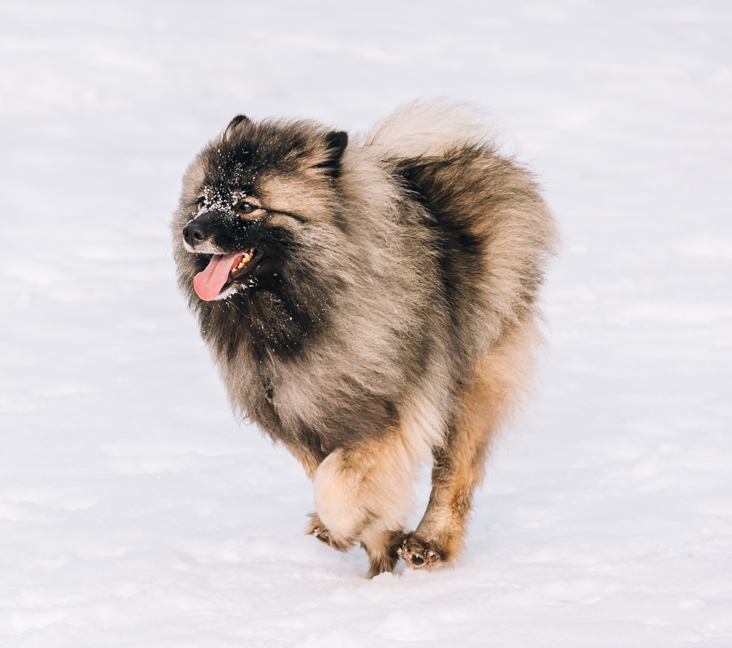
<box><xmin>171</xmin><ymin>102</ymin><xmax>558</xmax><ymax>577</ymax></box>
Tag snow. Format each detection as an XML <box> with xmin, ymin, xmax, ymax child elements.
<box><xmin>1</xmin><ymin>0</ymin><xmax>731</xmax><ymax>645</ymax></box>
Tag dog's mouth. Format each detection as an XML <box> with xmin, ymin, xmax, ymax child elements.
<box><xmin>193</xmin><ymin>248</ymin><xmax>262</xmax><ymax>301</ymax></box>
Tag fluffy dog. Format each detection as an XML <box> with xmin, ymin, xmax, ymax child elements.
<box><xmin>172</xmin><ymin>103</ymin><xmax>558</xmax><ymax>577</ymax></box>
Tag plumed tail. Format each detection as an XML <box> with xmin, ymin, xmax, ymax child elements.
<box><xmin>363</xmin><ymin>100</ymin><xmax>492</xmax><ymax>159</ymax></box>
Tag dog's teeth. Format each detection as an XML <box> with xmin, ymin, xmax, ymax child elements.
<box><xmin>231</xmin><ymin>251</ymin><xmax>254</xmax><ymax>275</ymax></box>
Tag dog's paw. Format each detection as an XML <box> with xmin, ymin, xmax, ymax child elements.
<box><xmin>305</xmin><ymin>513</ymin><xmax>354</xmax><ymax>552</ymax></box>
<box><xmin>397</xmin><ymin>533</ymin><xmax>446</xmax><ymax>569</ymax></box>
<box><xmin>364</xmin><ymin>530</ymin><xmax>403</xmax><ymax>579</ymax></box>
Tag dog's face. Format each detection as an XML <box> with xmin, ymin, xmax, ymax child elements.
<box><xmin>173</xmin><ymin>116</ymin><xmax>351</xmax><ymax>354</ymax></box>
<box><xmin>175</xmin><ymin>115</ymin><xmax>349</xmax><ymax>303</ymax></box>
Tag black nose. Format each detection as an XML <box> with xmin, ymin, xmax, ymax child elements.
<box><xmin>183</xmin><ymin>222</ymin><xmax>209</xmax><ymax>247</ymax></box>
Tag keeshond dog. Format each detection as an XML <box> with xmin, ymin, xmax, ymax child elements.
<box><xmin>172</xmin><ymin>102</ymin><xmax>558</xmax><ymax>577</ymax></box>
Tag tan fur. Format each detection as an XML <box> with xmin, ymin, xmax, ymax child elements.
<box><xmin>311</xmin><ymin>426</ymin><xmax>421</xmax><ymax>575</ymax></box>
<box><xmin>259</xmin><ymin>175</ymin><xmax>334</xmax><ymax>220</ymax></box>
<box><xmin>400</xmin><ymin>318</ymin><xmax>541</xmax><ymax>568</ymax></box>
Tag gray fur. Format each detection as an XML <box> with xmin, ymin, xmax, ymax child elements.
<box><xmin>172</xmin><ymin>102</ymin><xmax>558</xmax><ymax>576</ymax></box>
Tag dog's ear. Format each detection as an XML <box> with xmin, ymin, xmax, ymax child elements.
<box><xmin>312</xmin><ymin>131</ymin><xmax>348</xmax><ymax>178</ymax></box>
<box><xmin>223</xmin><ymin>115</ymin><xmax>250</xmax><ymax>142</ymax></box>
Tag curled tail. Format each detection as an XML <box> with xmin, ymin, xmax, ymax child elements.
<box><xmin>363</xmin><ymin>100</ymin><xmax>493</xmax><ymax>159</ymax></box>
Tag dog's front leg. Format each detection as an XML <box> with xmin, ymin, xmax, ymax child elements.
<box><xmin>310</xmin><ymin>433</ymin><xmax>419</xmax><ymax>577</ymax></box>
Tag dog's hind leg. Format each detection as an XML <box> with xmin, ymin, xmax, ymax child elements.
<box><xmin>400</xmin><ymin>321</ymin><xmax>539</xmax><ymax>569</ymax></box>
<box><xmin>311</xmin><ymin>431</ymin><xmax>420</xmax><ymax>577</ymax></box>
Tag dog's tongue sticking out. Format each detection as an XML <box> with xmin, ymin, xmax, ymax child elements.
<box><xmin>193</xmin><ymin>253</ymin><xmax>244</xmax><ymax>301</ymax></box>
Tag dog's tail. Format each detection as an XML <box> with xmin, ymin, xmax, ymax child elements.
<box><xmin>363</xmin><ymin>100</ymin><xmax>491</xmax><ymax>159</ymax></box>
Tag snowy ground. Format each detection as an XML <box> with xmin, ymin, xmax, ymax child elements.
<box><xmin>1</xmin><ymin>0</ymin><xmax>731</xmax><ymax>646</ymax></box>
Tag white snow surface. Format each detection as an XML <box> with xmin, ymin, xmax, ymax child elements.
<box><xmin>1</xmin><ymin>1</ymin><xmax>731</xmax><ymax>646</ymax></box>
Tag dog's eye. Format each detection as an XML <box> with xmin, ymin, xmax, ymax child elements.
<box><xmin>237</xmin><ymin>202</ymin><xmax>257</xmax><ymax>216</ymax></box>
<box><xmin>194</xmin><ymin>197</ymin><xmax>206</xmax><ymax>209</ymax></box>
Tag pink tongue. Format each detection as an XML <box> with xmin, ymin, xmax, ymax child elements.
<box><xmin>193</xmin><ymin>253</ymin><xmax>244</xmax><ymax>301</ymax></box>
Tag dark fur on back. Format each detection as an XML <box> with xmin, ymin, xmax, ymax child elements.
<box><xmin>172</xmin><ymin>102</ymin><xmax>558</xmax><ymax>576</ymax></box>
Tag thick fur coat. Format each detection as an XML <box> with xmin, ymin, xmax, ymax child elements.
<box><xmin>172</xmin><ymin>103</ymin><xmax>558</xmax><ymax>576</ymax></box>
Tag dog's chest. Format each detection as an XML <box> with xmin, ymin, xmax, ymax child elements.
<box><xmin>250</xmin><ymin>358</ymin><xmax>328</xmax><ymax>427</ymax></box>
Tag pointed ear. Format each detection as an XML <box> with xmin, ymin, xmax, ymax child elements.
<box><xmin>223</xmin><ymin>114</ymin><xmax>250</xmax><ymax>141</ymax></box>
<box><xmin>312</xmin><ymin>130</ymin><xmax>348</xmax><ymax>178</ymax></box>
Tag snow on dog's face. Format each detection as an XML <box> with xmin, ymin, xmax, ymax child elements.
<box><xmin>172</xmin><ymin>115</ymin><xmax>350</xmax><ymax>354</ymax></box>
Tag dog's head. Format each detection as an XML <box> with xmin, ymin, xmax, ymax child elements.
<box><xmin>172</xmin><ymin>115</ymin><xmax>359</xmax><ymax>355</ymax></box>
<box><xmin>173</xmin><ymin>115</ymin><xmax>349</xmax><ymax>303</ymax></box>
